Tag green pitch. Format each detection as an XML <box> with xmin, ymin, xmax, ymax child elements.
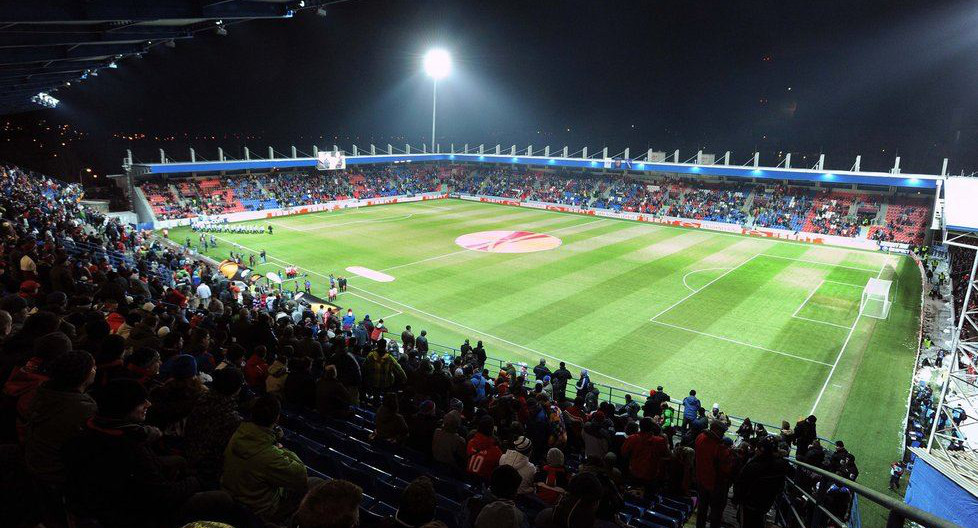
<box><xmin>170</xmin><ymin>197</ymin><xmax>920</xmax><ymax>504</ymax></box>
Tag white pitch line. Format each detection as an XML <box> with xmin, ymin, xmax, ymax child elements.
<box><xmin>379</xmin><ymin>311</ymin><xmax>403</xmax><ymax>321</ymax></box>
<box><xmin>681</xmin><ymin>267</ymin><xmax>733</xmax><ymax>293</ymax></box>
<box><xmin>793</xmin><ymin>280</ymin><xmax>824</xmax><ymax>318</ymax></box>
<box><xmin>823</xmin><ymin>279</ymin><xmax>865</xmax><ymax>288</ymax></box>
<box><xmin>809</xmin><ymin>258</ymin><xmax>891</xmax><ymax>414</ymax></box>
<box><xmin>791</xmin><ymin>315</ymin><xmax>853</xmax><ymax>329</ymax></box>
<box><xmin>648</xmin><ymin>320</ymin><xmax>832</xmax><ymax>366</ymax></box>
<box><xmin>206</xmin><ymin>233</ymin><xmax>650</xmax><ymax>392</ymax></box>
<box><xmin>650</xmin><ymin>253</ymin><xmax>761</xmax><ymax>321</ymax></box>
<box><xmin>759</xmin><ymin>254</ymin><xmax>880</xmax><ymax>273</ymax></box>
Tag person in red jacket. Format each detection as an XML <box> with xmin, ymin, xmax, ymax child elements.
<box><xmin>243</xmin><ymin>346</ymin><xmax>270</xmax><ymax>389</ymax></box>
<box><xmin>621</xmin><ymin>417</ymin><xmax>670</xmax><ymax>491</ymax></box>
<box><xmin>694</xmin><ymin>420</ymin><xmax>734</xmax><ymax>528</ymax></box>
<box><xmin>466</xmin><ymin>415</ymin><xmax>502</xmax><ymax>481</ymax></box>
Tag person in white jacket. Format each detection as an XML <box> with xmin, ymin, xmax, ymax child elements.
<box><xmin>498</xmin><ymin>435</ymin><xmax>537</xmax><ymax>495</ymax></box>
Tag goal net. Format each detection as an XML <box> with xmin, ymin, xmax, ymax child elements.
<box><xmin>860</xmin><ymin>278</ymin><xmax>892</xmax><ymax>319</ymax></box>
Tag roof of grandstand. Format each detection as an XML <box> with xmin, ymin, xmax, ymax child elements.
<box><xmin>0</xmin><ymin>1</ymin><xmax>327</xmax><ymax>115</ymax></box>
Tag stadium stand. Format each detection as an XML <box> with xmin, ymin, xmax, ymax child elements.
<box><xmin>143</xmin><ymin>168</ymin><xmax>932</xmax><ymax>247</ymax></box>
<box><xmin>0</xmin><ymin>160</ymin><xmax>880</xmax><ymax>528</ymax></box>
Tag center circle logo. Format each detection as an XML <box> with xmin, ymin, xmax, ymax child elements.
<box><xmin>455</xmin><ymin>230</ymin><xmax>562</xmax><ymax>253</ymax></box>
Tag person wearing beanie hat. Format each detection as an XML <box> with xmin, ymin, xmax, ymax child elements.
<box><xmin>147</xmin><ymin>354</ymin><xmax>206</xmax><ymax>431</ymax></box>
<box><xmin>63</xmin><ymin>378</ymin><xmax>204</xmax><ymax>528</ymax></box>
<box><xmin>44</xmin><ymin>291</ymin><xmax>68</xmax><ymax>314</ymax></box>
<box><xmin>534</xmin><ymin>447</ymin><xmax>570</xmax><ymax>505</ymax></box>
<box><xmin>498</xmin><ymin>435</ymin><xmax>536</xmax><ymax>495</ymax></box>
<box><xmin>184</xmin><ymin>368</ymin><xmax>244</xmax><ymax>486</ymax></box>
<box><xmin>24</xmin><ymin>350</ymin><xmax>97</xmax><ymax>484</ymax></box>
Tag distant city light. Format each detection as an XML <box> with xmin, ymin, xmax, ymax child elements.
<box><xmin>30</xmin><ymin>92</ymin><xmax>59</xmax><ymax>109</ymax></box>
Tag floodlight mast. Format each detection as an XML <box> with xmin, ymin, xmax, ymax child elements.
<box><xmin>423</xmin><ymin>49</ymin><xmax>451</xmax><ymax>152</ymax></box>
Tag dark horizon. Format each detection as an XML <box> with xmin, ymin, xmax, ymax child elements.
<box><xmin>1</xmin><ymin>0</ymin><xmax>977</xmax><ymax>181</ymax></box>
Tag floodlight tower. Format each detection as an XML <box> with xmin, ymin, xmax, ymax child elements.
<box><xmin>423</xmin><ymin>48</ymin><xmax>451</xmax><ymax>153</ymax></box>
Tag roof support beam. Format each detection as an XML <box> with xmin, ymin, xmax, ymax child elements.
<box><xmin>0</xmin><ymin>28</ymin><xmax>193</xmax><ymax>48</ymax></box>
<box><xmin>0</xmin><ymin>1</ymin><xmax>292</xmax><ymax>23</ymax></box>
<box><xmin>0</xmin><ymin>42</ymin><xmax>145</xmax><ymax>65</ymax></box>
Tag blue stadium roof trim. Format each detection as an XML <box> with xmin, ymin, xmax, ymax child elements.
<box><xmin>0</xmin><ymin>1</ymin><xmax>321</xmax><ymax>115</ymax></box>
<box><xmin>132</xmin><ymin>153</ymin><xmax>942</xmax><ymax>189</ymax></box>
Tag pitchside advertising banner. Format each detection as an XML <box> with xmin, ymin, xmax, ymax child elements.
<box><xmin>316</xmin><ymin>151</ymin><xmax>346</xmax><ymax>170</ymax></box>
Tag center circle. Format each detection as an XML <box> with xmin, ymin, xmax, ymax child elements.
<box><xmin>455</xmin><ymin>230</ymin><xmax>562</xmax><ymax>253</ymax></box>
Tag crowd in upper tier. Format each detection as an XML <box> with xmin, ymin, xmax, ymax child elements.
<box><xmin>141</xmin><ymin>166</ymin><xmax>930</xmax><ymax>244</ymax></box>
<box><xmin>0</xmin><ymin>161</ymin><xmax>869</xmax><ymax>528</ymax></box>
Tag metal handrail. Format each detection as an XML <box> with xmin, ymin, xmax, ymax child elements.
<box><xmin>786</xmin><ymin>459</ymin><xmax>961</xmax><ymax>528</ymax></box>
<box><xmin>388</xmin><ymin>331</ymin><xmax>838</xmax><ymax>446</ymax></box>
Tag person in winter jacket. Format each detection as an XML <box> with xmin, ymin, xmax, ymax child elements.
<box><xmin>63</xmin><ymin>379</ymin><xmax>203</xmax><ymax>528</ymax></box>
<box><xmin>147</xmin><ymin>354</ymin><xmax>206</xmax><ymax>433</ymax></box>
<box><xmin>575</xmin><ymin>369</ymin><xmax>592</xmax><ymax>399</ymax></box>
<box><xmin>363</xmin><ymin>341</ymin><xmax>406</xmax><ymax>403</ymax></box>
<box><xmin>535</xmin><ymin>447</ymin><xmax>570</xmax><ymax>505</ymax></box>
<box><xmin>24</xmin><ymin>350</ymin><xmax>97</xmax><ymax>484</ymax></box>
<box><xmin>4</xmin><ymin>330</ymin><xmax>73</xmax><ymax>441</ymax></box>
<box><xmin>694</xmin><ymin>420</ymin><xmax>734</xmax><ymax>528</ymax></box>
<box><xmin>265</xmin><ymin>354</ymin><xmax>289</xmax><ymax>397</ymax></box>
<box><xmin>622</xmin><ymin>417</ymin><xmax>670</xmax><ymax>486</ymax></box>
<box><xmin>183</xmin><ymin>368</ymin><xmax>244</xmax><ymax>487</ymax></box>
<box><xmin>793</xmin><ymin>415</ymin><xmax>818</xmax><ymax>454</ymax></box>
<box><xmin>243</xmin><ymin>346</ymin><xmax>269</xmax><ymax>388</ymax></box>
<box><xmin>498</xmin><ymin>435</ymin><xmax>537</xmax><ymax>495</ymax></box>
<box><xmin>222</xmin><ymin>395</ymin><xmax>312</xmax><ymax>524</ymax></box>
<box><xmin>644</xmin><ymin>386</ymin><xmax>670</xmax><ymax>417</ymax></box>
<box><xmin>733</xmin><ymin>437</ymin><xmax>793</xmax><ymax>528</ymax></box>
<box><xmin>373</xmin><ymin>392</ymin><xmax>409</xmax><ymax>444</ymax></box>
<box><xmin>533</xmin><ymin>358</ymin><xmax>551</xmax><ymax>381</ymax></box>
<box><xmin>432</xmin><ymin>411</ymin><xmax>467</xmax><ymax>470</ymax></box>
<box><xmin>682</xmin><ymin>389</ymin><xmax>702</xmax><ymax>430</ymax></box>
<box><xmin>550</xmin><ymin>362</ymin><xmax>573</xmax><ymax>401</ymax></box>
<box><xmin>459</xmin><ymin>465</ymin><xmax>525</xmax><ymax>528</ymax></box>
<box><xmin>467</xmin><ymin>415</ymin><xmax>503</xmax><ymax>481</ymax></box>
<box><xmin>316</xmin><ymin>365</ymin><xmax>353</xmax><ymax>418</ymax></box>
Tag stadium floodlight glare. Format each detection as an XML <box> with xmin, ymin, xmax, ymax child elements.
<box><xmin>423</xmin><ymin>48</ymin><xmax>451</xmax><ymax>80</ymax></box>
<box><xmin>423</xmin><ymin>48</ymin><xmax>451</xmax><ymax>152</ymax></box>
<box><xmin>30</xmin><ymin>92</ymin><xmax>59</xmax><ymax>109</ymax></box>
<box><xmin>108</xmin><ymin>61</ymin><xmax>118</xmax><ymax>68</ymax></box>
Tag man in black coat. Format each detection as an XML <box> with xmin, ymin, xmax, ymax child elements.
<box><xmin>63</xmin><ymin>379</ymin><xmax>232</xmax><ymax>528</ymax></box>
<box><xmin>733</xmin><ymin>438</ymin><xmax>793</xmax><ymax>528</ymax></box>
<box><xmin>551</xmin><ymin>362</ymin><xmax>573</xmax><ymax>402</ymax></box>
<box><xmin>643</xmin><ymin>386</ymin><xmax>670</xmax><ymax>417</ymax></box>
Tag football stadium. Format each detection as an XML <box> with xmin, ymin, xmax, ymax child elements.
<box><xmin>0</xmin><ymin>3</ymin><xmax>976</xmax><ymax>528</ymax></box>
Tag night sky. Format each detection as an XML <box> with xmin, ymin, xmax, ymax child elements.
<box><xmin>2</xmin><ymin>0</ymin><xmax>977</xmax><ymax>180</ymax></box>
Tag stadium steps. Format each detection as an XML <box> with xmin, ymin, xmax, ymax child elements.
<box><xmin>169</xmin><ymin>183</ymin><xmax>189</xmax><ymax>207</ymax></box>
<box><xmin>741</xmin><ymin>187</ymin><xmax>757</xmax><ymax>213</ymax></box>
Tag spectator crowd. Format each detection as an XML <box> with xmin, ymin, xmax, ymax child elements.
<box><xmin>0</xmin><ymin>162</ymin><xmax>868</xmax><ymax>528</ymax></box>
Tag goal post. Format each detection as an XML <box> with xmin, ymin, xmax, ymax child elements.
<box><xmin>860</xmin><ymin>278</ymin><xmax>892</xmax><ymax>319</ymax></box>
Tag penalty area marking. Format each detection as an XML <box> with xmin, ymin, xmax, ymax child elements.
<box><xmin>681</xmin><ymin>267</ymin><xmax>734</xmax><ymax>293</ymax></box>
<box><xmin>647</xmin><ymin>319</ymin><xmax>832</xmax><ymax>366</ymax></box>
<box><xmin>809</xmin><ymin>258</ymin><xmax>892</xmax><ymax>415</ymax></box>
<box><xmin>206</xmin><ymin>233</ymin><xmax>651</xmax><ymax>393</ymax></box>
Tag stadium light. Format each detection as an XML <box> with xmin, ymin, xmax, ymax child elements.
<box><xmin>31</xmin><ymin>92</ymin><xmax>59</xmax><ymax>109</ymax></box>
<box><xmin>423</xmin><ymin>48</ymin><xmax>451</xmax><ymax>152</ymax></box>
